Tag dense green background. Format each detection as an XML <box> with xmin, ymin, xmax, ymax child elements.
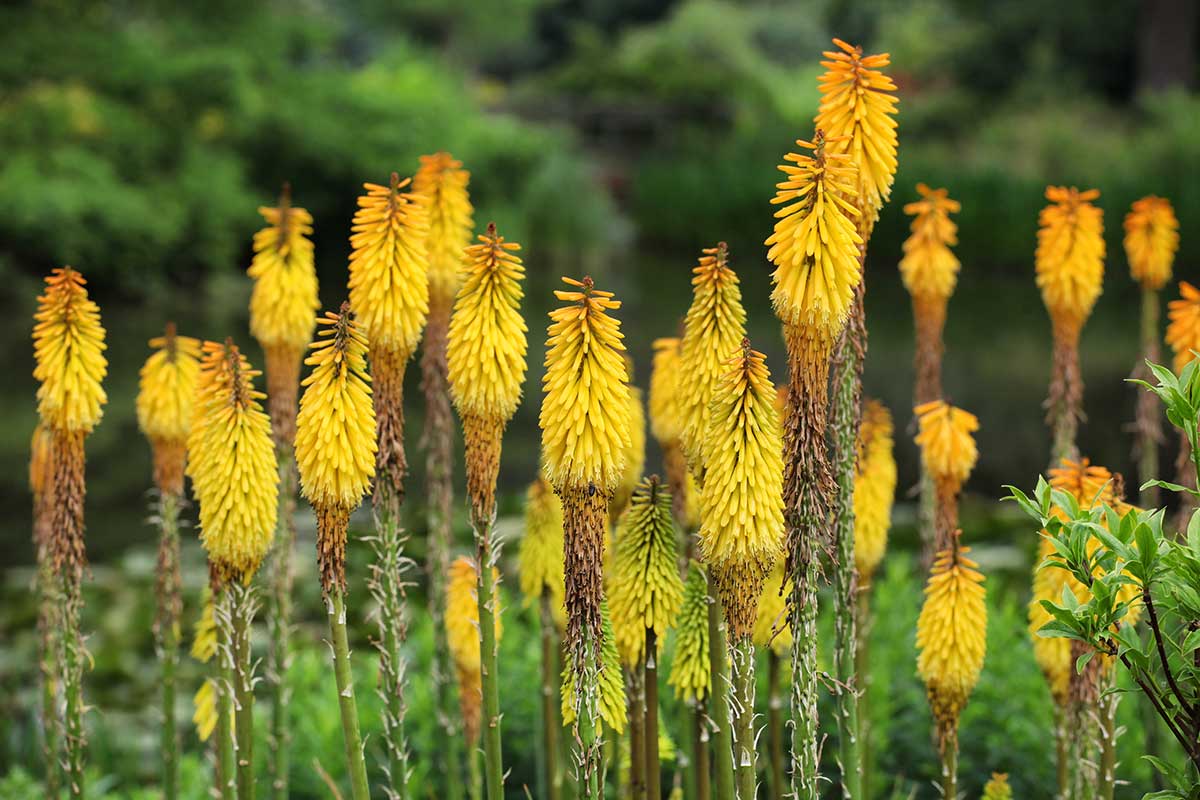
<box><xmin>2</xmin><ymin>0</ymin><xmax>1199</xmax><ymax>797</ymax></box>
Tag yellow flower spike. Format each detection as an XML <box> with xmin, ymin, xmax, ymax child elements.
<box><xmin>348</xmin><ymin>173</ymin><xmax>431</xmax><ymax>361</ymax></box>
<box><xmin>1124</xmin><ymin>196</ymin><xmax>1179</xmax><ymax>291</ymax></box>
<box><xmin>608</xmin><ymin>477</ymin><xmax>684</xmax><ymax>666</ymax></box>
<box><xmin>518</xmin><ymin>477</ymin><xmax>566</xmax><ymax>628</ymax></box>
<box><xmin>247</xmin><ymin>185</ymin><xmax>320</xmax><ymax>446</ymax></box>
<box><xmin>815</xmin><ymin>38</ymin><xmax>900</xmax><ymax>235</ymax></box>
<box><xmin>1167</xmin><ymin>281</ymin><xmax>1200</xmax><ymax>373</ymax></box>
<box><xmin>136</xmin><ymin>323</ymin><xmax>201</xmax><ymax>496</ymax></box>
<box><xmin>900</xmin><ymin>184</ymin><xmax>961</xmax><ymax>302</ymax></box>
<box><xmin>540</xmin><ymin>276</ymin><xmax>632</xmax><ymax>493</ymax></box>
<box><xmin>649</xmin><ymin>337</ymin><xmax>685</xmax><ymax>445</ymax></box>
<box><xmin>191</xmin><ymin>590</ymin><xmax>218</xmax><ymax>663</ymax></box>
<box><xmin>193</xmin><ymin>679</ymin><xmax>219</xmax><ymax>742</ymax></box>
<box><xmin>982</xmin><ymin>773</ymin><xmax>1013</xmax><ymax>800</ymax></box>
<box><xmin>916</xmin><ymin>537</ymin><xmax>987</xmax><ymax>745</ymax></box>
<box><xmin>678</xmin><ymin>244</ymin><xmax>748</xmax><ymax>468</ymax></box>
<box><xmin>29</xmin><ymin>423</ymin><xmax>53</xmax><ymax>551</ymax></box>
<box><xmin>699</xmin><ymin>342</ymin><xmax>786</xmax><ymax>640</ymax></box>
<box><xmin>914</xmin><ymin>400</ymin><xmax>979</xmax><ymax>494</ymax></box>
<box><xmin>765</xmin><ymin>132</ymin><xmax>864</xmax><ymax>343</ymax></box>
<box><xmin>33</xmin><ymin>266</ymin><xmax>108</xmax><ymax>434</ymax></box>
<box><xmin>1036</xmin><ymin>186</ymin><xmax>1105</xmax><ymax>337</ymax></box>
<box><xmin>187</xmin><ymin>340</ymin><xmax>279</xmax><ymax>584</ymax></box>
<box><xmin>446</xmin><ymin>555</ymin><xmax>501</xmax><ymax>746</ymax></box>
<box><xmin>752</xmin><ymin>562</ymin><xmax>792</xmax><ymax>656</ymax></box>
<box><xmin>448</xmin><ymin>222</ymin><xmax>529</xmax><ymax>523</ymax></box>
<box><xmin>668</xmin><ymin>562</ymin><xmax>710</xmax><ymax>702</ymax></box>
<box><xmin>854</xmin><ymin>400</ymin><xmax>896</xmax><ymax>584</ymax></box>
<box><xmin>561</xmin><ymin>601</ymin><xmax>626</xmax><ymax>734</ymax></box>
<box><xmin>414</xmin><ymin>152</ymin><xmax>474</xmax><ymax>310</ymax></box>
<box><xmin>611</xmin><ymin>382</ymin><xmax>647</xmax><ymax>522</ymax></box>
<box><xmin>295</xmin><ymin>305</ymin><xmax>377</xmax><ymax>592</ymax></box>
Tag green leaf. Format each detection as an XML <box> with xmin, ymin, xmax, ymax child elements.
<box><xmin>1075</xmin><ymin>649</ymin><xmax>1094</xmax><ymax>674</ymax></box>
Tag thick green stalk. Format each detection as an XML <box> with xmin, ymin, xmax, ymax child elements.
<box><xmin>789</xmin><ymin>554</ymin><xmax>821</xmax><ymax>800</ymax></box>
<box><xmin>473</xmin><ymin>514</ymin><xmax>505</xmax><ymax>800</ymax></box>
<box><xmin>371</xmin><ymin>500</ymin><xmax>412</xmax><ymax>797</ymax></box>
<box><xmin>830</xmin><ymin>316</ymin><xmax>864</xmax><ymax>800</ymax></box>
<box><xmin>539</xmin><ymin>592</ymin><xmax>563</xmax><ymax>800</ymax></box>
<box><xmin>706</xmin><ymin>574</ymin><xmax>736</xmax><ymax>800</ymax></box>
<box><xmin>327</xmin><ymin>588</ymin><xmax>371</xmax><ymax>800</ymax></box>
<box><xmin>216</xmin><ymin>594</ymin><xmax>236</xmax><ymax>800</ymax></box>
<box><xmin>1099</xmin><ymin>670</ymin><xmax>1119</xmax><ymax>800</ymax></box>
<box><xmin>646</xmin><ymin>629</ymin><xmax>662</xmax><ymax>800</ymax></box>
<box><xmin>766</xmin><ymin>651</ymin><xmax>785</xmax><ymax>800</ymax></box>
<box><xmin>468</xmin><ymin>741</ymin><xmax>483</xmax><ymax>800</ymax></box>
<box><xmin>694</xmin><ymin>699</ymin><xmax>711</xmax><ymax>800</ymax></box>
<box><xmin>229</xmin><ymin>583</ymin><xmax>256</xmax><ymax>800</ymax></box>
<box><xmin>917</xmin><ymin>468</ymin><xmax>936</xmax><ymax>570</ymax></box>
<box><xmin>940</xmin><ymin>734</ymin><xmax>957</xmax><ymax>800</ymax></box>
<box><xmin>266</xmin><ymin>452</ymin><xmax>296</xmax><ymax>800</ymax></box>
<box><xmin>37</xmin><ymin>552</ymin><xmax>61</xmax><ymax>797</ymax></box>
<box><xmin>629</xmin><ymin>665</ymin><xmax>646</xmax><ymax>800</ymax></box>
<box><xmin>1054</xmin><ymin>708</ymin><xmax>1068</xmax><ymax>800</ymax></box>
<box><xmin>155</xmin><ymin>491</ymin><xmax>183</xmax><ymax>800</ymax></box>
<box><xmin>854</xmin><ymin>590</ymin><xmax>873</xmax><ymax>800</ymax></box>
<box><xmin>728</xmin><ymin>638</ymin><xmax>757</xmax><ymax>800</ymax></box>
<box><xmin>572</xmin><ymin>643</ymin><xmax>603</xmax><ymax>800</ymax></box>
<box><xmin>60</xmin><ymin>576</ymin><xmax>85</xmax><ymax>799</ymax></box>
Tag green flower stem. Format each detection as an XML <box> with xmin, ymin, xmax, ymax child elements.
<box><xmin>539</xmin><ymin>591</ymin><xmax>563</xmax><ymax>800</ymax></box>
<box><xmin>216</xmin><ymin>591</ymin><xmax>236</xmax><ymax>800</ymax></box>
<box><xmin>766</xmin><ymin>651</ymin><xmax>785</xmax><ymax>800</ymax></box>
<box><xmin>60</xmin><ymin>576</ymin><xmax>85</xmax><ymax>799</ymax></box>
<box><xmin>693</xmin><ymin>699</ymin><xmax>711</xmax><ymax>800</ymax></box>
<box><xmin>677</xmin><ymin>697</ymin><xmax>696</xmax><ymax>800</ymax></box>
<box><xmin>728</xmin><ymin>638</ymin><xmax>756</xmax><ymax>800</ymax></box>
<box><xmin>1054</xmin><ymin>708</ymin><xmax>1068</xmax><ymax>800</ymax></box>
<box><xmin>1099</xmin><ymin>671</ymin><xmax>1119</xmax><ymax>800</ymax></box>
<box><xmin>573</xmin><ymin>644</ymin><xmax>603</xmax><ymax>800</ymax></box>
<box><xmin>37</xmin><ymin>551</ymin><xmax>61</xmax><ymax>797</ymax></box>
<box><xmin>230</xmin><ymin>583</ymin><xmax>256</xmax><ymax>800</ymax></box>
<box><xmin>940</xmin><ymin>733</ymin><xmax>957</xmax><ymax>800</ymax></box>
<box><xmin>645</xmin><ymin>629</ymin><xmax>661</xmax><ymax>800</ymax></box>
<box><xmin>472</xmin><ymin>511</ymin><xmax>505</xmax><ymax>800</ymax></box>
<box><xmin>1138</xmin><ymin>286</ymin><xmax>1162</xmax><ymax>508</ymax></box>
<box><xmin>830</xmin><ymin>317</ymin><xmax>864</xmax><ymax>800</ymax></box>
<box><xmin>327</xmin><ymin>588</ymin><xmax>371</xmax><ymax>800</ymax></box>
<box><xmin>855</xmin><ymin>589</ymin><xmax>873</xmax><ymax>800</ymax></box>
<box><xmin>629</xmin><ymin>665</ymin><xmax>646</xmax><ymax>799</ymax></box>
<box><xmin>468</xmin><ymin>741</ymin><xmax>483</xmax><ymax>800</ymax></box>
<box><xmin>267</xmin><ymin>451</ymin><xmax>296</xmax><ymax>800</ymax></box>
<box><xmin>371</xmin><ymin>501</ymin><xmax>412</xmax><ymax>798</ymax></box>
<box><xmin>706</xmin><ymin>573</ymin><xmax>735</xmax><ymax>800</ymax></box>
<box><xmin>155</xmin><ymin>491</ymin><xmax>183</xmax><ymax>800</ymax></box>
<box><xmin>789</xmin><ymin>553</ymin><xmax>821</xmax><ymax>800</ymax></box>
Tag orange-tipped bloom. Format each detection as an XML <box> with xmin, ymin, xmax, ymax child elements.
<box><xmin>414</xmin><ymin>152</ymin><xmax>474</xmax><ymax>308</ymax></box>
<box><xmin>295</xmin><ymin>307</ymin><xmax>377</xmax><ymax>591</ymax></box>
<box><xmin>1035</xmin><ymin>186</ymin><xmax>1105</xmax><ymax>334</ymax></box>
<box><xmin>678</xmin><ymin>244</ymin><xmax>747</xmax><ymax>466</ymax></box>
<box><xmin>446</xmin><ymin>555</ymin><xmax>502</xmax><ymax>745</ymax></box>
<box><xmin>815</xmin><ymin>38</ymin><xmax>899</xmax><ymax>233</ymax></box>
<box><xmin>136</xmin><ymin>324</ymin><xmax>201</xmax><ymax>495</ymax></box>
<box><xmin>447</xmin><ymin>223</ymin><xmax>528</xmax><ymax>424</ymax></box>
<box><xmin>916</xmin><ymin>541</ymin><xmax>987</xmax><ymax>741</ymax></box>
<box><xmin>539</xmin><ymin>277</ymin><xmax>632</xmax><ymax>492</ymax></box>
<box><xmin>247</xmin><ymin>191</ymin><xmax>319</xmax><ymax>356</ymax></box>
<box><xmin>1124</xmin><ymin>196</ymin><xmax>1179</xmax><ymax>291</ymax></box>
<box><xmin>1166</xmin><ymin>281</ymin><xmax>1200</xmax><ymax>373</ymax></box>
<box><xmin>33</xmin><ymin>267</ymin><xmax>108</xmax><ymax>434</ymax></box>
<box><xmin>518</xmin><ymin>477</ymin><xmax>565</xmax><ymax>628</ymax></box>
<box><xmin>914</xmin><ymin>401</ymin><xmax>979</xmax><ymax>494</ymax></box>
<box><xmin>765</xmin><ymin>134</ymin><xmax>863</xmax><ymax>342</ymax></box>
<box><xmin>699</xmin><ymin>343</ymin><xmax>785</xmax><ymax>639</ymax></box>
<box><xmin>854</xmin><ymin>400</ymin><xmax>896</xmax><ymax>583</ymax></box>
<box><xmin>899</xmin><ymin>184</ymin><xmax>961</xmax><ymax>302</ymax></box>
<box><xmin>187</xmin><ymin>341</ymin><xmax>278</xmax><ymax>583</ymax></box>
<box><xmin>347</xmin><ymin>174</ymin><xmax>430</xmax><ymax>361</ymax></box>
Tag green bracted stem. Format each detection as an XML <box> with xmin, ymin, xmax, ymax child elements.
<box><xmin>327</xmin><ymin>588</ymin><xmax>371</xmax><ymax>800</ymax></box>
<box><xmin>573</xmin><ymin>640</ymin><xmax>604</xmax><ymax>800</ymax></box>
<box><xmin>230</xmin><ymin>583</ymin><xmax>256</xmax><ymax>800</ymax></box>
<box><xmin>629</xmin><ymin>665</ymin><xmax>646</xmax><ymax>799</ymax></box>
<box><xmin>156</xmin><ymin>491</ymin><xmax>183</xmax><ymax>800</ymax></box>
<box><xmin>38</xmin><ymin>553</ymin><xmax>61</xmax><ymax>797</ymax></box>
<box><xmin>267</xmin><ymin>452</ymin><xmax>296</xmax><ymax>800</ymax></box>
<box><xmin>645</xmin><ymin>629</ymin><xmax>661</xmax><ymax>800</ymax></box>
<box><xmin>728</xmin><ymin>638</ymin><xmax>757</xmax><ymax>800</ymax></box>
<box><xmin>694</xmin><ymin>698</ymin><xmax>711</xmax><ymax>800</ymax></box>
<box><xmin>60</xmin><ymin>576</ymin><xmax>86</xmax><ymax>799</ymax></box>
<box><xmin>539</xmin><ymin>592</ymin><xmax>563</xmax><ymax>800</ymax></box>
<box><xmin>766</xmin><ymin>651</ymin><xmax>785</xmax><ymax>800</ymax></box>
<box><xmin>790</xmin><ymin>554</ymin><xmax>821</xmax><ymax>800</ymax></box>
<box><xmin>941</xmin><ymin>733</ymin><xmax>958</xmax><ymax>800</ymax></box>
<box><xmin>371</xmin><ymin>501</ymin><xmax>412</xmax><ymax>798</ymax></box>
<box><xmin>217</xmin><ymin>595</ymin><xmax>236</xmax><ymax>800</ymax></box>
<box><xmin>1099</xmin><ymin>669</ymin><xmax>1119</xmax><ymax>800</ymax></box>
<box><xmin>830</xmin><ymin>326</ymin><xmax>864</xmax><ymax>800</ymax></box>
<box><xmin>473</xmin><ymin>516</ymin><xmax>505</xmax><ymax>800</ymax></box>
<box><xmin>855</xmin><ymin>590</ymin><xmax>873</xmax><ymax>800</ymax></box>
<box><xmin>706</xmin><ymin>574</ymin><xmax>736</xmax><ymax>800</ymax></box>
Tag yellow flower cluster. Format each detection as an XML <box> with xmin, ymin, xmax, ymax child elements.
<box><xmin>699</xmin><ymin>344</ymin><xmax>785</xmax><ymax>637</ymax></box>
<box><xmin>1124</xmin><ymin>195</ymin><xmax>1179</xmax><ymax>291</ymax></box>
<box><xmin>611</xmin><ymin>383</ymin><xmax>646</xmax><ymax>519</ymax></box>
<box><xmin>540</xmin><ymin>277</ymin><xmax>632</xmax><ymax>491</ymax></box>
<box><xmin>1035</xmin><ymin>186</ymin><xmax>1105</xmax><ymax>333</ymax></box>
<box><xmin>187</xmin><ymin>341</ymin><xmax>278</xmax><ymax>582</ymax></box>
<box><xmin>562</xmin><ymin>601</ymin><xmax>626</xmax><ymax>734</ymax></box>
<box><xmin>137</xmin><ymin>325</ymin><xmax>201</xmax><ymax>444</ymax></box>
<box><xmin>914</xmin><ymin>400</ymin><xmax>979</xmax><ymax>493</ymax></box>
<box><xmin>1166</xmin><ymin>281</ymin><xmax>1200</xmax><ymax>373</ymax></box>
<box><xmin>752</xmin><ymin>563</ymin><xmax>791</xmax><ymax>656</ymax></box>
<box><xmin>916</xmin><ymin>543</ymin><xmax>987</xmax><ymax>736</ymax></box>
<box><xmin>447</xmin><ymin>223</ymin><xmax>528</xmax><ymax>423</ymax></box>
<box><xmin>982</xmin><ymin>773</ymin><xmax>1012</xmax><ymax>800</ymax></box>
<box><xmin>347</xmin><ymin>175</ymin><xmax>430</xmax><ymax>360</ymax></box>
<box><xmin>815</xmin><ymin>38</ymin><xmax>899</xmax><ymax>233</ymax></box>
<box><xmin>33</xmin><ymin>267</ymin><xmax>108</xmax><ymax>433</ymax></box>
<box><xmin>608</xmin><ymin>478</ymin><xmax>684</xmax><ymax>665</ymax></box>
<box><xmin>518</xmin><ymin>476</ymin><xmax>565</xmax><ymax>628</ymax></box>
<box><xmin>678</xmin><ymin>244</ymin><xmax>747</xmax><ymax>468</ymax></box>
<box><xmin>295</xmin><ymin>308</ymin><xmax>377</xmax><ymax>512</ymax></box>
<box><xmin>649</xmin><ymin>337</ymin><xmax>685</xmax><ymax>446</ymax></box>
<box><xmin>668</xmin><ymin>562</ymin><xmax>710</xmax><ymax>702</ymax></box>
<box><xmin>765</xmin><ymin>135</ymin><xmax>863</xmax><ymax>342</ymax></box>
<box><xmin>854</xmin><ymin>400</ymin><xmax>896</xmax><ymax>583</ymax></box>
<box><xmin>247</xmin><ymin>194</ymin><xmax>319</xmax><ymax>354</ymax></box>
<box><xmin>414</xmin><ymin>152</ymin><xmax>474</xmax><ymax>306</ymax></box>
<box><xmin>899</xmin><ymin>184</ymin><xmax>961</xmax><ymax>302</ymax></box>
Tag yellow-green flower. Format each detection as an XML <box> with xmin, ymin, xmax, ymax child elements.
<box><xmin>668</xmin><ymin>562</ymin><xmax>710</xmax><ymax>702</ymax></box>
<box><xmin>982</xmin><ymin>773</ymin><xmax>1012</xmax><ymax>800</ymax></box>
<box><xmin>562</xmin><ymin>601</ymin><xmax>626</xmax><ymax>734</ymax></box>
<box><xmin>518</xmin><ymin>476</ymin><xmax>565</xmax><ymax>628</ymax></box>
